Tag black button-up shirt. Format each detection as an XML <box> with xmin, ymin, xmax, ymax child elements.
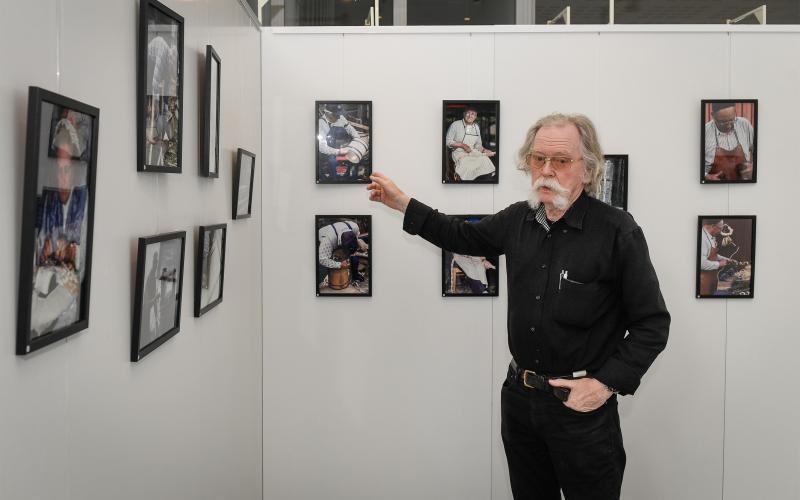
<box><xmin>403</xmin><ymin>191</ymin><xmax>670</xmax><ymax>395</ymax></box>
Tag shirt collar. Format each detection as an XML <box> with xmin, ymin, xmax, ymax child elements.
<box><xmin>525</xmin><ymin>190</ymin><xmax>588</xmax><ymax>231</ymax></box>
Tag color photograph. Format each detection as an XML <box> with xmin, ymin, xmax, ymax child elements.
<box><xmin>696</xmin><ymin>216</ymin><xmax>756</xmax><ymax>298</ymax></box>
<box><xmin>442</xmin><ymin>100</ymin><xmax>499</xmax><ymax>183</ymax></box>
<box><xmin>316</xmin><ymin>215</ymin><xmax>371</xmax><ymax>296</ymax></box>
<box><xmin>701</xmin><ymin>99</ymin><xmax>757</xmax><ymax>183</ymax></box>
<box><xmin>315</xmin><ymin>101</ymin><xmax>371</xmax><ymax>184</ymax></box>
<box><xmin>442</xmin><ymin>215</ymin><xmax>499</xmax><ymax>296</ymax></box>
<box><xmin>17</xmin><ymin>87</ymin><xmax>99</xmax><ymax>355</ymax></box>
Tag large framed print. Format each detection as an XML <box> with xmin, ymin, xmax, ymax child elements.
<box><xmin>701</xmin><ymin>99</ymin><xmax>757</xmax><ymax>184</ymax></box>
<box><xmin>137</xmin><ymin>0</ymin><xmax>184</xmax><ymax>173</ymax></box>
<box><xmin>696</xmin><ymin>216</ymin><xmax>756</xmax><ymax>299</ymax></box>
<box><xmin>200</xmin><ymin>45</ymin><xmax>221</xmax><ymax>178</ymax></box>
<box><xmin>599</xmin><ymin>154</ymin><xmax>628</xmax><ymax>210</ymax></box>
<box><xmin>442</xmin><ymin>100</ymin><xmax>499</xmax><ymax>184</ymax></box>
<box><xmin>195</xmin><ymin>224</ymin><xmax>226</xmax><ymax>317</ymax></box>
<box><xmin>132</xmin><ymin>231</ymin><xmax>186</xmax><ymax>361</ymax></box>
<box><xmin>315</xmin><ymin>101</ymin><xmax>371</xmax><ymax>184</ymax></box>
<box><xmin>316</xmin><ymin>215</ymin><xmax>371</xmax><ymax>296</ymax></box>
<box><xmin>442</xmin><ymin>215</ymin><xmax>499</xmax><ymax>296</ymax></box>
<box><xmin>233</xmin><ymin>148</ymin><xmax>255</xmax><ymax>219</ymax></box>
<box><xmin>17</xmin><ymin>87</ymin><xmax>100</xmax><ymax>355</ymax></box>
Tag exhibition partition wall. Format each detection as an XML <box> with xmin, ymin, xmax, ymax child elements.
<box><xmin>1</xmin><ymin>1</ymin><xmax>262</xmax><ymax>499</ymax></box>
<box><xmin>262</xmin><ymin>27</ymin><xmax>800</xmax><ymax>500</ymax></box>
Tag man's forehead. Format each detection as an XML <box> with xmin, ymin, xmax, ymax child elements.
<box><xmin>533</xmin><ymin>124</ymin><xmax>580</xmax><ymax>151</ymax></box>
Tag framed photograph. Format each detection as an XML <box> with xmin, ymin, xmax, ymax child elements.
<box><xmin>442</xmin><ymin>215</ymin><xmax>499</xmax><ymax>296</ymax></box>
<box><xmin>132</xmin><ymin>231</ymin><xmax>186</xmax><ymax>361</ymax></box>
<box><xmin>701</xmin><ymin>99</ymin><xmax>757</xmax><ymax>183</ymax></box>
<box><xmin>137</xmin><ymin>0</ymin><xmax>184</xmax><ymax>173</ymax></box>
<box><xmin>195</xmin><ymin>224</ymin><xmax>226</xmax><ymax>317</ymax></box>
<box><xmin>233</xmin><ymin>148</ymin><xmax>255</xmax><ymax>219</ymax></box>
<box><xmin>696</xmin><ymin>216</ymin><xmax>756</xmax><ymax>299</ymax></box>
<box><xmin>17</xmin><ymin>87</ymin><xmax>100</xmax><ymax>355</ymax></box>
<box><xmin>315</xmin><ymin>101</ymin><xmax>371</xmax><ymax>184</ymax></box>
<box><xmin>442</xmin><ymin>100</ymin><xmax>499</xmax><ymax>184</ymax></box>
<box><xmin>316</xmin><ymin>215</ymin><xmax>371</xmax><ymax>296</ymax></box>
<box><xmin>200</xmin><ymin>45</ymin><xmax>221</xmax><ymax>178</ymax></box>
<box><xmin>599</xmin><ymin>154</ymin><xmax>628</xmax><ymax>210</ymax></box>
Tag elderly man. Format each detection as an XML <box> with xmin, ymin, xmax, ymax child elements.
<box><xmin>445</xmin><ymin>107</ymin><xmax>497</xmax><ymax>181</ymax></box>
<box><xmin>704</xmin><ymin>102</ymin><xmax>754</xmax><ymax>181</ymax></box>
<box><xmin>367</xmin><ymin>113</ymin><xmax>669</xmax><ymax>500</ymax></box>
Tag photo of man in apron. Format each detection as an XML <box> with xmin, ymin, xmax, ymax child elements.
<box><xmin>703</xmin><ymin>101</ymin><xmax>755</xmax><ymax>182</ymax></box>
<box><xmin>445</xmin><ymin>106</ymin><xmax>497</xmax><ymax>182</ymax></box>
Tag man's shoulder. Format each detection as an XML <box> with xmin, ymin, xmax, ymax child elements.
<box><xmin>584</xmin><ymin>196</ymin><xmax>638</xmax><ymax>232</ymax></box>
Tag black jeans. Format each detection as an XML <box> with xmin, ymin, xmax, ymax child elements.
<box><xmin>501</xmin><ymin>370</ymin><xmax>626</xmax><ymax>500</ymax></box>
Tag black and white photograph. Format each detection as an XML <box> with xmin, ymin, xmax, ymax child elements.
<box><xmin>132</xmin><ymin>231</ymin><xmax>186</xmax><ymax>361</ymax></box>
<box><xmin>233</xmin><ymin>148</ymin><xmax>255</xmax><ymax>219</ymax></box>
<box><xmin>696</xmin><ymin>216</ymin><xmax>756</xmax><ymax>298</ymax></box>
<box><xmin>315</xmin><ymin>101</ymin><xmax>371</xmax><ymax>184</ymax></box>
<box><xmin>316</xmin><ymin>215</ymin><xmax>371</xmax><ymax>296</ymax></box>
<box><xmin>195</xmin><ymin>224</ymin><xmax>226</xmax><ymax>317</ymax></box>
<box><xmin>442</xmin><ymin>215</ymin><xmax>499</xmax><ymax>296</ymax></box>
<box><xmin>17</xmin><ymin>87</ymin><xmax>100</xmax><ymax>355</ymax></box>
<box><xmin>200</xmin><ymin>45</ymin><xmax>221</xmax><ymax>178</ymax></box>
<box><xmin>137</xmin><ymin>0</ymin><xmax>184</xmax><ymax>173</ymax></box>
<box><xmin>442</xmin><ymin>100</ymin><xmax>499</xmax><ymax>183</ymax></box>
<box><xmin>701</xmin><ymin>99</ymin><xmax>757</xmax><ymax>183</ymax></box>
<box><xmin>598</xmin><ymin>154</ymin><xmax>628</xmax><ymax>210</ymax></box>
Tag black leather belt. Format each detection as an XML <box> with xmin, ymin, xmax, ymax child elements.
<box><xmin>508</xmin><ymin>359</ymin><xmax>579</xmax><ymax>402</ymax></box>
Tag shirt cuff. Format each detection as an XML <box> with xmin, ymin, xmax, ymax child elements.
<box><xmin>403</xmin><ymin>198</ymin><xmax>432</xmax><ymax>235</ymax></box>
<box><xmin>593</xmin><ymin>358</ymin><xmax>641</xmax><ymax>396</ymax></box>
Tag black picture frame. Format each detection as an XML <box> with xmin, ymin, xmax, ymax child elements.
<box><xmin>442</xmin><ymin>100</ymin><xmax>500</xmax><ymax>184</ymax></box>
<box><xmin>194</xmin><ymin>224</ymin><xmax>227</xmax><ymax>317</ymax></box>
<box><xmin>315</xmin><ymin>215</ymin><xmax>372</xmax><ymax>297</ymax></box>
<box><xmin>599</xmin><ymin>154</ymin><xmax>628</xmax><ymax>211</ymax></box>
<box><xmin>315</xmin><ymin>101</ymin><xmax>372</xmax><ymax>184</ymax></box>
<box><xmin>442</xmin><ymin>215</ymin><xmax>499</xmax><ymax>297</ymax></box>
<box><xmin>233</xmin><ymin>148</ymin><xmax>255</xmax><ymax>220</ymax></box>
<box><xmin>700</xmin><ymin>99</ymin><xmax>757</xmax><ymax>184</ymax></box>
<box><xmin>200</xmin><ymin>45</ymin><xmax>221</xmax><ymax>178</ymax></box>
<box><xmin>131</xmin><ymin>230</ymin><xmax>187</xmax><ymax>361</ymax></box>
<box><xmin>137</xmin><ymin>0</ymin><xmax>184</xmax><ymax>173</ymax></box>
<box><xmin>696</xmin><ymin>215</ymin><xmax>756</xmax><ymax>299</ymax></box>
<box><xmin>17</xmin><ymin>87</ymin><xmax>100</xmax><ymax>355</ymax></box>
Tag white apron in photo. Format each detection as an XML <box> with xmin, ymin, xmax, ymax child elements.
<box><xmin>453</xmin><ymin>254</ymin><xmax>489</xmax><ymax>285</ymax></box>
<box><xmin>452</xmin><ymin>126</ymin><xmax>495</xmax><ymax>181</ymax></box>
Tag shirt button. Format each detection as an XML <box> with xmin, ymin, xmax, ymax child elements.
<box><xmin>562</xmin><ymin>229</ymin><xmax>567</xmax><ymax>234</ymax></box>
<box><xmin>546</xmin><ymin>234</ymin><xmax>552</xmax><ymax>239</ymax></box>
<box><xmin>534</xmin><ymin>359</ymin><xmax>540</xmax><ymax>365</ymax></box>
<box><xmin>530</xmin><ymin>326</ymin><xmax>536</xmax><ymax>333</ymax></box>
<box><xmin>535</xmin><ymin>295</ymin><xmax>541</xmax><ymax>300</ymax></box>
<box><xmin>540</xmin><ymin>264</ymin><xmax>547</xmax><ymax>269</ymax></box>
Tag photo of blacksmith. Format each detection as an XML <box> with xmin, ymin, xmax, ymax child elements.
<box><xmin>29</xmin><ymin>102</ymin><xmax>93</xmax><ymax>338</ymax></box>
<box><xmin>442</xmin><ymin>101</ymin><xmax>499</xmax><ymax>183</ymax></box>
<box><xmin>316</xmin><ymin>101</ymin><xmax>371</xmax><ymax>183</ymax></box>
<box><xmin>702</xmin><ymin>100</ymin><xmax>757</xmax><ymax>183</ymax></box>
<box><xmin>697</xmin><ymin>216</ymin><xmax>756</xmax><ymax>298</ymax></box>
<box><xmin>443</xmin><ymin>215</ymin><xmax>499</xmax><ymax>296</ymax></box>
<box><xmin>316</xmin><ymin>216</ymin><xmax>371</xmax><ymax>296</ymax></box>
<box><xmin>598</xmin><ymin>154</ymin><xmax>628</xmax><ymax>210</ymax></box>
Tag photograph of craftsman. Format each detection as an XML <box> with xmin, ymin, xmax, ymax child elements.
<box><xmin>316</xmin><ymin>218</ymin><xmax>370</xmax><ymax>295</ymax></box>
<box><xmin>697</xmin><ymin>217</ymin><xmax>754</xmax><ymax>297</ymax></box>
<box><xmin>444</xmin><ymin>104</ymin><xmax>497</xmax><ymax>182</ymax></box>
<box><xmin>367</xmin><ymin>112</ymin><xmax>670</xmax><ymax>500</ymax></box>
<box><xmin>703</xmin><ymin>101</ymin><xmax>755</xmax><ymax>182</ymax></box>
<box><xmin>316</xmin><ymin>103</ymin><xmax>371</xmax><ymax>182</ymax></box>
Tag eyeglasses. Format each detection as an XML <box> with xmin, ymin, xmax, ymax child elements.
<box><xmin>527</xmin><ymin>153</ymin><xmax>583</xmax><ymax>171</ymax></box>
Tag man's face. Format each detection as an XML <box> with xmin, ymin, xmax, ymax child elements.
<box><xmin>464</xmin><ymin>110</ymin><xmax>478</xmax><ymax>124</ymax></box>
<box><xmin>713</xmin><ymin>107</ymin><xmax>736</xmax><ymax>133</ymax></box>
<box><xmin>707</xmin><ymin>221</ymin><xmax>723</xmax><ymax>235</ymax></box>
<box><xmin>529</xmin><ymin>124</ymin><xmax>587</xmax><ymax>209</ymax></box>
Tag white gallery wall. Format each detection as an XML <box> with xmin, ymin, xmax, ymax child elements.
<box><xmin>0</xmin><ymin>1</ymin><xmax>262</xmax><ymax>500</ymax></box>
<box><xmin>261</xmin><ymin>27</ymin><xmax>800</xmax><ymax>500</ymax></box>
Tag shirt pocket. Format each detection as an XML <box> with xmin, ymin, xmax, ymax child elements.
<box><xmin>554</xmin><ymin>278</ymin><xmax>613</xmax><ymax>329</ymax></box>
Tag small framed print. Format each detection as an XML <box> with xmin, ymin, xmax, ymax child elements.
<box><xmin>599</xmin><ymin>154</ymin><xmax>628</xmax><ymax>211</ymax></box>
<box><xmin>442</xmin><ymin>215</ymin><xmax>499</xmax><ymax>297</ymax></box>
<box><xmin>132</xmin><ymin>231</ymin><xmax>186</xmax><ymax>361</ymax></box>
<box><xmin>195</xmin><ymin>224</ymin><xmax>226</xmax><ymax>317</ymax></box>
<box><xmin>442</xmin><ymin>100</ymin><xmax>499</xmax><ymax>184</ymax></box>
<box><xmin>233</xmin><ymin>148</ymin><xmax>255</xmax><ymax>220</ymax></box>
<box><xmin>200</xmin><ymin>45</ymin><xmax>221</xmax><ymax>178</ymax></box>
<box><xmin>137</xmin><ymin>0</ymin><xmax>184</xmax><ymax>173</ymax></box>
<box><xmin>701</xmin><ymin>99</ymin><xmax>757</xmax><ymax>183</ymax></box>
<box><xmin>696</xmin><ymin>216</ymin><xmax>756</xmax><ymax>299</ymax></box>
<box><xmin>315</xmin><ymin>101</ymin><xmax>372</xmax><ymax>184</ymax></box>
<box><xmin>17</xmin><ymin>87</ymin><xmax>100</xmax><ymax>355</ymax></box>
<box><xmin>316</xmin><ymin>215</ymin><xmax>371</xmax><ymax>297</ymax></box>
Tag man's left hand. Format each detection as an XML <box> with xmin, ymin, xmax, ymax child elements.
<box><xmin>548</xmin><ymin>377</ymin><xmax>612</xmax><ymax>412</ymax></box>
